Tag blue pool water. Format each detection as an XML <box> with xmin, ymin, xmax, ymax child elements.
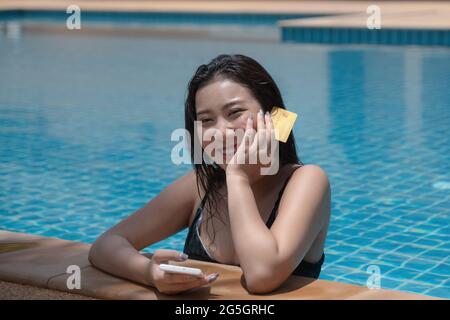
<box><xmin>0</xmin><ymin>19</ymin><xmax>449</xmax><ymax>298</ymax></box>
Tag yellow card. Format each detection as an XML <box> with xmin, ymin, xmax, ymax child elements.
<box><xmin>270</xmin><ymin>107</ymin><xmax>298</xmax><ymax>143</ymax></box>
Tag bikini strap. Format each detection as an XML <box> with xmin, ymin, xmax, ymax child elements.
<box><xmin>266</xmin><ymin>164</ymin><xmax>303</xmax><ymax>228</ymax></box>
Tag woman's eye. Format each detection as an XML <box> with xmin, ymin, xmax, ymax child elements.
<box><xmin>229</xmin><ymin>109</ymin><xmax>244</xmax><ymax>117</ymax></box>
<box><xmin>201</xmin><ymin>118</ymin><xmax>213</xmax><ymax>124</ymax></box>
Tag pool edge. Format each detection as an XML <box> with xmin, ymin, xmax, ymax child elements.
<box><xmin>0</xmin><ymin>230</ymin><xmax>442</xmax><ymax>300</ymax></box>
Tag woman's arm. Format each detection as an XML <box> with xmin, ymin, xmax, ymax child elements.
<box><xmin>88</xmin><ymin>170</ymin><xmax>198</xmax><ymax>287</ymax></box>
<box><xmin>226</xmin><ymin>164</ymin><xmax>330</xmax><ymax>294</ymax></box>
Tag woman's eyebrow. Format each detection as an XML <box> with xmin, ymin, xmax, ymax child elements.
<box><xmin>196</xmin><ymin>109</ymin><xmax>210</xmax><ymax>117</ymax></box>
<box><xmin>196</xmin><ymin>99</ymin><xmax>244</xmax><ymax>117</ymax></box>
<box><xmin>222</xmin><ymin>99</ymin><xmax>244</xmax><ymax>110</ymax></box>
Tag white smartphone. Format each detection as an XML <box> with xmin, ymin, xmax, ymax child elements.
<box><xmin>159</xmin><ymin>264</ymin><xmax>204</xmax><ymax>278</ymax></box>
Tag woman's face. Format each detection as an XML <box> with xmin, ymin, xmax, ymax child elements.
<box><xmin>195</xmin><ymin>78</ymin><xmax>262</xmax><ymax>168</ymax></box>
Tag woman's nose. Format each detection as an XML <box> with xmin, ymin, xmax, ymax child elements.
<box><xmin>216</xmin><ymin>118</ymin><xmax>236</xmax><ymax>135</ymax></box>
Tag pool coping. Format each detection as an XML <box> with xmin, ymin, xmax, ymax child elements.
<box><xmin>0</xmin><ymin>230</ymin><xmax>441</xmax><ymax>300</ymax></box>
<box><xmin>0</xmin><ymin>280</ymin><xmax>96</xmax><ymax>300</ymax></box>
<box><xmin>0</xmin><ymin>1</ymin><xmax>449</xmax><ymax>29</ymax></box>
<box><xmin>278</xmin><ymin>8</ymin><xmax>450</xmax><ymax>45</ymax></box>
<box><xmin>0</xmin><ymin>1</ymin><xmax>448</xmax><ymax>46</ymax></box>
<box><xmin>0</xmin><ymin>1</ymin><xmax>426</xmax><ymax>15</ymax></box>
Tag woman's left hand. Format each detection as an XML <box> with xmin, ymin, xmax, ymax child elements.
<box><xmin>226</xmin><ymin>109</ymin><xmax>278</xmax><ymax>181</ymax></box>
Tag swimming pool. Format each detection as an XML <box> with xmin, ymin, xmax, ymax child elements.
<box><xmin>0</xmin><ymin>16</ymin><xmax>449</xmax><ymax>299</ymax></box>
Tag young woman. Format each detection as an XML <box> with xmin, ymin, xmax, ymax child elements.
<box><xmin>89</xmin><ymin>54</ymin><xmax>331</xmax><ymax>295</ymax></box>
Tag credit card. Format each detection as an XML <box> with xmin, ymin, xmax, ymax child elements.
<box><xmin>270</xmin><ymin>107</ymin><xmax>298</xmax><ymax>143</ymax></box>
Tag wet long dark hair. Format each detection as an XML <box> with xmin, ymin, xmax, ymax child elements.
<box><xmin>185</xmin><ymin>54</ymin><xmax>302</xmax><ymax>243</ymax></box>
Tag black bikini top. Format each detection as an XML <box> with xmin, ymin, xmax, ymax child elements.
<box><xmin>183</xmin><ymin>165</ymin><xmax>325</xmax><ymax>278</ymax></box>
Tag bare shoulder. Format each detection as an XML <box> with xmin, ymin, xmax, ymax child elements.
<box><xmin>283</xmin><ymin>164</ymin><xmax>331</xmax><ymax>211</ymax></box>
<box><xmin>173</xmin><ymin>169</ymin><xmax>197</xmax><ymax>190</ymax></box>
<box><xmin>291</xmin><ymin>164</ymin><xmax>330</xmax><ymax>192</ymax></box>
<box><xmin>167</xmin><ymin>169</ymin><xmax>200</xmax><ymax>203</ymax></box>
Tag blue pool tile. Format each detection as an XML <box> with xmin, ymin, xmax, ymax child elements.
<box><xmin>403</xmin><ymin>258</ymin><xmax>439</xmax><ymax>271</ymax></box>
<box><xmin>334</xmin><ymin>276</ymin><xmax>363</xmax><ymax>286</ymax></box>
<box><xmin>385</xmin><ymin>268</ymin><xmax>421</xmax><ymax>279</ymax></box>
<box><xmin>419</xmin><ymin>249</ymin><xmax>450</xmax><ymax>262</ymax></box>
<box><xmin>422</xmin><ymin>286</ymin><xmax>450</xmax><ymax>298</ymax></box>
<box><xmin>394</xmin><ymin>244</ymin><xmax>433</xmax><ymax>256</ymax></box>
<box><xmin>381</xmin><ymin>278</ymin><xmax>405</xmax><ymax>290</ymax></box>
<box><xmin>380</xmin><ymin>253</ymin><xmax>409</xmax><ymax>266</ymax></box>
<box><xmin>428</xmin><ymin>263</ymin><xmax>450</xmax><ymax>276</ymax></box>
<box><xmin>321</xmin><ymin>265</ymin><xmax>355</xmax><ymax>277</ymax></box>
<box><xmin>361</xmin><ymin>230</ymin><xmax>388</xmax><ymax>240</ymax></box>
<box><xmin>414</xmin><ymin>273</ymin><xmax>449</xmax><ymax>286</ymax></box>
<box><xmin>357</xmin><ymin>248</ymin><xmax>383</xmax><ymax>261</ymax></box>
<box><xmin>337</xmin><ymin>257</ymin><xmax>372</xmax><ymax>270</ymax></box>
<box><xmin>414</xmin><ymin>238</ymin><xmax>442</xmax><ymax>247</ymax></box>
<box><xmin>332</xmin><ymin>244</ymin><xmax>362</xmax><ymax>254</ymax></box>
<box><xmin>345</xmin><ymin>271</ymin><xmax>375</xmax><ymax>283</ymax></box>
<box><xmin>397</xmin><ymin>282</ymin><xmax>435</xmax><ymax>295</ymax></box>
<box><xmin>344</xmin><ymin>236</ymin><xmax>376</xmax><ymax>247</ymax></box>
<box><xmin>385</xmin><ymin>234</ymin><xmax>420</xmax><ymax>244</ymax></box>
<box><xmin>371</xmin><ymin>240</ymin><xmax>402</xmax><ymax>252</ymax></box>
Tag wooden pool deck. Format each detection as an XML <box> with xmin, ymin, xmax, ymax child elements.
<box><xmin>0</xmin><ymin>230</ymin><xmax>439</xmax><ymax>300</ymax></box>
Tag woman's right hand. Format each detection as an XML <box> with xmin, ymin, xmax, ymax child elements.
<box><xmin>148</xmin><ymin>249</ymin><xmax>219</xmax><ymax>295</ymax></box>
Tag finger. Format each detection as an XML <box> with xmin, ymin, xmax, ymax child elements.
<box><xmin>163</xmin><ymin>272</ymin><xmax>205</xmax><ymax>284</ymax></box>
<box><xmin>153</xmin><ymin>249</ymin><xmax>188</xmax><ymax>264</ymax></box>
<box><xmin>265</xmin><ymin>111</ymin><xmax>273</xmax><ymax>155</ymax></box>
<box><xmin>265</xmin><ymin>111</ymin><xmax>273</xmax><ymax>132</ymax></box>
<box><xmin>257</xmin><ymin>109</ymin><xmax>265</xmax><ymax>132</ymax></box>
<box><xmin>246</xmin><ymin>114</ymin><xmax>253</xmax><ymax>131</ymax></box>
<box><xmin>245</xmin><ymin>116</ymin><xmax>256</xmax><ymax>147</ymax></box>
<box><xmin>257</xmin><ymin>111</ymin><xmax>267</xmax><ymax>154</ymax></box>
<box><xmin>175</xmin><ymin>273</ymin><xmax>219</xmax><ymax>292</ymax></box>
